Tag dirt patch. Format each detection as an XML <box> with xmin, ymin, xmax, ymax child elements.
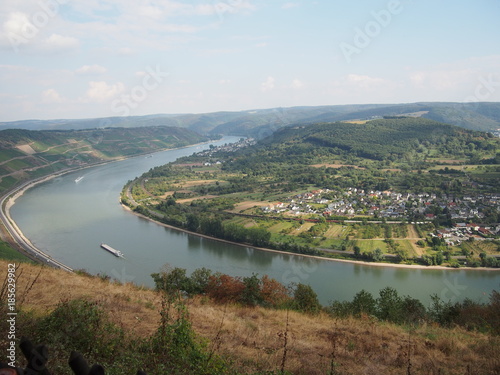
<box><xmin>176</xmin><ymin>195</ymin><xmax>217</xmax><ymax>203</ymax></box>
<box><xmin>311</xmin><ymin>163</ymin><xmax>365</xmax><ymax>169</ymax></box>
<box><xmin>232</xmin><ymin>201</ymin><xmax>269</xmax><ymax>212</ymax></box>
<box><xmin>16</xmin><ymin>144</ymin><xmax>37</xmax><ymax>155</ymax></box>
<box><xmin>182</xmin><ymin>179</ymin><xmax>220</xmax><ymax>187</ymax></box>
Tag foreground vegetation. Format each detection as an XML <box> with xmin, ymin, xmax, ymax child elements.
<box><xmin>1</xmin><ymin>260</ymin><xmax>499</xmax><ymax>374</ymax></box>
<box><xmin>124</xmin><ymin>118</ymin><xmax>500</xmax><ymax>267</ymax></box>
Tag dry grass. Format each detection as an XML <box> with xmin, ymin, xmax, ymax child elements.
<box><xmin>231</xmin><ymin>201</ymin><xmax>269</xmax><ymax>212</ymax></box>
<box><xmin>1</xmin><ymin>260</ymin><xmax>499</xmax><ymax>374</ymax></box>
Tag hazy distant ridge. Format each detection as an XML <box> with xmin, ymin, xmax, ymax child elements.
<box><xmin>1</xmin><ymin>102</ymin><xmax>499</xmax><ymax>136</ymax></box>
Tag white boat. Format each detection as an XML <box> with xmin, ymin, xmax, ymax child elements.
<box><xmin>75</xmin><ymin>176</ymin><xmax>84</xmax><ymax>183</ymax></box>
<box><xmin>100</xmin><ymin>243</ymin><xmax>124</xmax><ymax>258</ymax></box>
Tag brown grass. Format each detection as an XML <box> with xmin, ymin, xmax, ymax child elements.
<box><xmin>1</xmin><ymin>260</ymin><xmax>499</xmax><ymax>374</ymax></box>
<box><xmin>231</xmin><ymin>201</ymin><xmax>270</xmax><ymax>212</ymax></box>
<box><xmin>310</xmin><ymin>163</ymin><xmax>365</xmax><ymax>169</ymax></box>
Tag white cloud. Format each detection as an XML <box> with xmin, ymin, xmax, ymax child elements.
<box><xmin>409</xmin><ymin>69</ymin><xmax>475</xmax><ymax>91</ymax></box>
<box><xmin>0</xmin><ymin>12</ymin><xmax>35</xmax><ymax>50</ymax></box>
<box><xmin>138</xmin><ymin>6</ymin><xmax>163</xmax><ymax>20</ymax></box>
<box><xmin>346</xmin><ymin>74</ymin><xmax>385</xmax><ymax>89</ymax></box>
<box><xmin>195</xmin><ymin>1</ymin><xmax>256</xmax><ymax>16</ymax></box>
<box><xmin>76</xmin><ymin>64</ymin><xmax>107</xmax><ymax>75</ymax></box>
<box><xmin>291</xmin><ymin>79</ymin><xmax>303</xmax><ymax>89</ymax></box>
<box><xmin>282</xmin><ymin>2</ymin><xmax>299</xmax><ymax>9</ymax></box>
<box><xmin>117</xmin><ymin>47</ymin><xmax>135</xmax><ymax>56</ymax></box>
<box><xmin>85</xmin><ymin>81</ymin><xmax>125</xmax><ymax>102</ymax></box>
<box><xmin>40</xmin><ymin>33</ymin><xmax>79</xmax><ymax>52</ymax></box>
<box><xmin>41</xmin><ymin>88</ymin><xmax>63</xmax><ymax>103</ymax></box>
<box><xmin>261</xmin><ymin>76</ymin><xmax>275</xmax><ymax>92</ymax></box>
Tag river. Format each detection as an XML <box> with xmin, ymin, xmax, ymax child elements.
<box><xmin>9</xmin><ymin>137</ymin><xmax>500</xmax><ymax>305</ymax></box>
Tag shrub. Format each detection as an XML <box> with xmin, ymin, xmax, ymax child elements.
<box><xmin>293</xmin><ymin>283</ymin><xmax>321</xmax><ymax>314</ymax></box>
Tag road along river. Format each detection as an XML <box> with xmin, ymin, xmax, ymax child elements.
<box><xmin>7</xmin><ymin>137</ymin><xmax>500</xmax><ymax>305</ymax></box>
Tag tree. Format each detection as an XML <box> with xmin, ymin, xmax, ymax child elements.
<box><xmin>371</xmin><ymin>248</ymin><xmax>384</xmax><ymax>262</ymax></box>
<box><xmin>241</xmin><ymin>273</ymin><xmax>263</xmax><ymax>306</ymax></box>
<box><xmin>435</xmin><ymin>251</ymin><xmax>444</xmax><ymax>265</ymax></box>
<box><xmin>293</xmin><ymin>283</ymin><xmax>321</xmax><ymax>314</ymax></box>
<box><xmin>151</xmin><ymin>266</ymin><xmax>191</xmax><ymax>296</ymax></box>
<box><xmin>189</xmin><ymin>267</ymin><xmax>212</xmax><ymax>295</ymax></box>
<box><xmin>351</xmin><ymin>290</ymin><xmax>376</xmax><ymax>317</ymax></box>
<box><xmin>376</xmin><ymin>287</ymin><xmax>403</xmax><ymax>323</ymax></box>
<box><xmin>206</xmin><ymin>273</ymin><xmax>245</xmax><ymax>304</ymax></box>
<box><xmin>260</xmin><ymin>275</ymin><xmax>291</xmax><ymax>308</ymax></box>
<box><xmin>402</xmin><ymin>296</ymin><xmax>427</xmax><ymax>325</ymax></box>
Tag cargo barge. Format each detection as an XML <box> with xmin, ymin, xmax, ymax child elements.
<box><xmin>100</xmin><ymin>243</ymin><xmax>124</xmax><ymax>258</ymax></box>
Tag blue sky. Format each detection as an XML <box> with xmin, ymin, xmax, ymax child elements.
<box><xmin>0</xmin><ymin>0</ymin><xmax>499</xmax><ymax>121</ymax></box>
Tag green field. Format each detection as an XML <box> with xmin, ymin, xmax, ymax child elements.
<box><xmin>0</xmin><ymin>241</ymin><xmax>31</xmax><ymax>262</ymax></box>
<box><xmin>354</xmin><ymin>240</ymin><xmax>389</xmax><ymax>253</ymax></box>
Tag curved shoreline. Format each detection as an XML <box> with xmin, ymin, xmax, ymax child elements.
<box><xmin>1</xmin><ymin>173</ymin><xmax>75</xmax><ymax>271</ymax></box>
<box><xmin>0</xmin><ymin>139</ymin><xmax>218</xmax><ymax>271</ymax></box>
<box><xmin>3</xmin><ymin>136</ymin><xmax>498</xmax><ymax>274</ymax></box>
<box><xmin>120</xmin><ymin>202</ymin><xmax>500</xmax><ymax>272</ymax></box>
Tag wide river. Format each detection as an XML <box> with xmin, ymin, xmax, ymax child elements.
<box><xmin>9</xmin><ymin>137</ymin><xmax>500</xmax><ymax>305</ymax></box>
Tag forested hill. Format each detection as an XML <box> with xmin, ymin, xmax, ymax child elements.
<box><xmin>215</xmin><ymin>118</ymin><xmax>500</xmax><ymax>194</ymax></box>
<box><xmin>256</xmin><ymin>118</ymin><xmax>497</xmax><ymax>162</ymax></box>
<box><xmin>2</xmin><ymin>102</ymin><xmax>500</xmax><ymax>136</ymax></box>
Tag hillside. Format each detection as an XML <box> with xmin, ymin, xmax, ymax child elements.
<box><xmin>1</xmin><ymin>102</ymin><xmax>500</xmax><ymax>137</ymax></box>
<box><xmin>1</xmin><ymin>259</ymin><xmax>499</xmax><ymax>374</ymax></box>
<box><xmin>124</xmin><ymin>118</ymin><xmax>500</xmax><ymax>268</ymax></box>
<box><xmin>0</xmin><ymin>126</ymin><xmax>210</xmax><ymax>195</ymax></box>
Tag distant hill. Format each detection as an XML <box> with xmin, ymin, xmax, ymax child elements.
<box><xmin>1</xmin><ymin>102</ymin><xmax>499</xmax><ymax>137</ymax></box>
<box><xmin>0</xmin><ymin>126</ymin><xmax>209</xmax><ymax>194</ymax></box>
<box><xmin>249</xmin><ymin>117</ymin><xmax>498</xmax><ymax>163</ymax></box>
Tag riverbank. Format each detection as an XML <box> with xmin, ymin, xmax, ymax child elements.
<box><xmin>120</xmin><ymin>202</ymin><xmax>499</xmax><ymax>272</ymax></box>
<box><xmin>0</xmin><ymin>139</ymin><xmax>220</xmax><ymax>270</ymax></box>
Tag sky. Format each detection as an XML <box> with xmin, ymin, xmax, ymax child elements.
<box><xmin>0</xmin><ymin>0</ymin><xmax>499</xmax><ymax>122</ymax></box>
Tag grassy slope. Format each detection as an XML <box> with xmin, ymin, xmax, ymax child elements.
<box><xmin>1</xmin><ymin>260</ymin><xmax>498</xmax><ymax>374</ymax></box>
<box><xmin>0</xmin><ymin>126</ymin><xmax>209</xmax><ymax>194</ymax></box>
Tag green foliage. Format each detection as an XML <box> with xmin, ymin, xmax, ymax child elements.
<box><xmin>241</xmin><ymin>273</ymin><xmax>264</xmax><ymax>307</ymax></box>
<box><xmin>0</xmin><ymin>241</ymin><xmax>31</xmax><ymax>262</ymax></box>
<box><xmin>293</xmin><ymin>283</ymin><xmax>321</xmax><ymax>314</ymax></box>
<box><xmin>329</xmin><ymin>287</ymin><xmax>500</xmax><ymax>334</ymax></box>
<box><xmin>152</xmin><ymin>267</ymin><xmax>291</xmax><ymax>309</ymax></box>
<box><xmin>26</xmin><ymin>299</ymin><xmax>129</xmax><ymax>374</ymax></box>
<box><xmin>17</xmin><ymin>296</ymin><xmax>229</xmax><ymax>375</ymax></box>
<box><xmin>148</xmin><ymin>297</ymin><xmax>228</xmax><ymax>374</ymax></box>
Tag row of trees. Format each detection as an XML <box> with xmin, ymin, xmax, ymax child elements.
<box><xmin>152</xmin><ymin>266</ymin><xmax>500</xmax><ymax>334</ymax></box>
<box><xmin>151</xmin><ymin>266</ymin><xmax>321</xmax><ymax>313</ymax></box>
<box><xmin>329</xmin><ymin>287</ymin><xmax>500</xmax><ymax>334</ymax></box>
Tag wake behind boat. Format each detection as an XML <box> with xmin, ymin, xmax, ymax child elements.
<box><xmin>75</xmin><ymin>176</ymin><xmax>84</xmax><ymax>183</ymax></box>
<box><xmin>100</xmin><ymin>243</ymin><xmax>124</xmax><ymax>258</ymax></box>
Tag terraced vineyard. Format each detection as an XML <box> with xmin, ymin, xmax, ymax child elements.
<box><xmin>0</xmin><ymin>126</ymin><xmax>210</xmax><ymax>194</ymax></box>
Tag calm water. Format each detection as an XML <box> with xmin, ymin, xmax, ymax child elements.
<box><xmin>10</xmin><ymin>137</ymin><xmax>500</xmax><ymax>305</ymax></box>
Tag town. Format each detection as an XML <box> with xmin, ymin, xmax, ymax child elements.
<box><xmin>261</xmin><ymin>187</ymin><xmax>500</xmax><ymax>245</ymax></box>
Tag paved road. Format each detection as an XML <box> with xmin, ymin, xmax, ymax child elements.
<box><xmin>0</xmin><ymin>179</ymin><xmax>74</xmax><ymax>272</ymax></box>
